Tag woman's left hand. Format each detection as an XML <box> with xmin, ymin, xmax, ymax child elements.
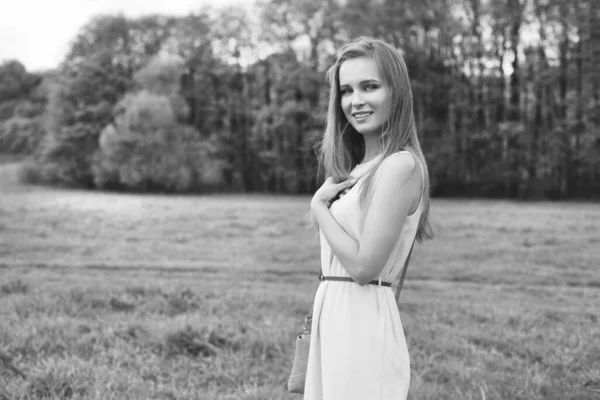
<box><xmin>311</xmin><ymin>177</ymin><xmax>357</xmax><ymax>210</ymax></box>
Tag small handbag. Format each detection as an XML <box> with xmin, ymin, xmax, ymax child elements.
<box><xmin>286</xmin><ymin>314</ymin><xmax>314</xmax><ymax>394</ymax></box>
<box><xmin>286</xmin><ymin>239</ymin><xmax>416</xmax><ymax>394</ymax></box>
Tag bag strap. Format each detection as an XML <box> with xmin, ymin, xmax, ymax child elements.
<box><xmin>395</xmin><ymin>154</ymin><xmax>422</xmax><ymax>304</ymax></box>
<box><xmin>394</xmin><ymin>237</ymin><xmax>416</xmax><ymax>304</ymax></box>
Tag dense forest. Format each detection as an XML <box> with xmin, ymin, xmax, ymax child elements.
<box><xmin>0</xmin><ymin>0</ymin><xmax>598</xmax><ymax>199</ymax></box>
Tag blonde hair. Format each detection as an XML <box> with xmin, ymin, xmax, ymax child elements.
<box><xmin>316</xmin><ymin>37</ymin><xmax>434</xmax><ymax>242</ymax></box>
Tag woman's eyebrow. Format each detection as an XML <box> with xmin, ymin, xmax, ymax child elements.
<box><xmin>339</xmin><ymin>79</ymin><xmax>380</xmax><ymax>87</ymax></box>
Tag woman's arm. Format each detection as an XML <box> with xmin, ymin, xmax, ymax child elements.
<box><xmin>311</xmin><ymin>152</ymin><xmax>420</xmax><ymax>285</ymax></box>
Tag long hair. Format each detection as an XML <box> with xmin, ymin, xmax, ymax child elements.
<box><xmin>317</xmin><ymin>37</ymin><xmax>434</xmax><ymax>242</ymax></box>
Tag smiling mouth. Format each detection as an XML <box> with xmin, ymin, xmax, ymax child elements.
<box><xmin>353</xmin><ymin>112</ymin><xmax>373</xmax><ymax>120</ymax></box>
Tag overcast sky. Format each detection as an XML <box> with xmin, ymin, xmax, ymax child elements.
<box><xmin>0</xmin><ymin>0</ymin><xmax>255</xmax><ymax>72</ymax></box>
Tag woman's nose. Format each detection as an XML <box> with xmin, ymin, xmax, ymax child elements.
<box><xmin>352</xmin><ymin>91</ymin><xmax>365</xmax><ymax>107</ymax></box>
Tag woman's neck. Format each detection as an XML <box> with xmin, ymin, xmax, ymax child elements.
<box><xmin>361</xmin><ymin>134</ymin><xmax>382</xmax><ymax>163</ymax></box>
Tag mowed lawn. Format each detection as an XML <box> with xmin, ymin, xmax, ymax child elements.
<box><xmin>1</xmin><ymin>161</ymin><xmax>599</xmax><ymax>400</ymax></box>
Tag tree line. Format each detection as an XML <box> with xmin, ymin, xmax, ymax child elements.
<box><xmin>0</xmin><ymin>0</ymin><xmax>598</xmax><ymax>199</ymax></box>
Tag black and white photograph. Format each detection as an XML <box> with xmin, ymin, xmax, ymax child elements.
<box><xmin>1</xmin><ymin>0</ymin><xmax>599</xmax><ymax>399</ymax></box>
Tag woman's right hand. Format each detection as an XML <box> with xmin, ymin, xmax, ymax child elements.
<box><xmin>311</xmin><ymin>177</ymin><xmax>357</xmax><ymax>210</ymax></box>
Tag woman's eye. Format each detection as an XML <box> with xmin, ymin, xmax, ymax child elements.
<box><xmin>364</xmin><ymin>84</ymin><xmax>378</xmax><ymax>91</ymax></box>
<box><xmin>340</xmin><ymin>88</ymin><xmax>351</xmax><ymax>95</ymax></box>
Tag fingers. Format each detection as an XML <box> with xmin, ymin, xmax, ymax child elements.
<box><xmin>322</xmin><ymin>177</ymin><xmax>357</xmax><ymax>203</ymax></box>
<box><xmin>341</xmin><ymin>178</ymin><xmax>357</xmax><ymax>188</ymax></box>
<box><xmin>338</xmin><ymin>178</ymin><xmax>357</xmax><ymax>199</ymax></box>
<box><xmin>341</xmin><ymin>178</ymin><xmax>357</xmax><ymax>192</ymax></box>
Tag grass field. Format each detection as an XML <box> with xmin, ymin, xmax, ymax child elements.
<box><xmin>1</xmin><ymin>160</ymin><xmax>599</xmax><ymax>400</ymax></box>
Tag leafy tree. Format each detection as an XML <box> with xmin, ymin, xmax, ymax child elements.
<box><xmin>259</xmin><ymin>0</ymin><xmax>343</xmax><ymax>71</ymax></box>
<box><xmin>92</xmin><ymin>55</ymin><xmax>224</xmax><ymax>192</ymax></box>
<box><xmin>0</xmin><ymin>60</ymin><xmax>44</xmax><ymax>155</ymax></box>
<box><xmin>22</xmin><ymin>51</ymin><xmax>130</xmax><ymax>186</ymax></box>
<box><xmin>0</xmin><ymin>60</ymin><xmax>41</xmax><ymax>105</ymax></box>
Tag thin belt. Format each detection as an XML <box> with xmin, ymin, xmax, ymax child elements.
<box><xmin>319</xmin><ymin>273</ymin><xmax>392</xmax><ymax>287</ymax></box>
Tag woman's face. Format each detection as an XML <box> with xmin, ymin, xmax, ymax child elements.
<box><xmin>338</xmin><ymin>57</ymin><xmax>392</xmax><ymax>136</ymax></box>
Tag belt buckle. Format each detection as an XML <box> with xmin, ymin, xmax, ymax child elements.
<box><xmin>319</xmin><ymin>274</ymin><xmax>324</xmax><ymax>281</ymax></box>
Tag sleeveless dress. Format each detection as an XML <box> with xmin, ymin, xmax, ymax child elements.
<box><xmin>303</xmin><ymin>151</ymin><xmax>423</xmax><ymax>400</ymax></box>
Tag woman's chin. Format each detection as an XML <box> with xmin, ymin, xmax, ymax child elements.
<box><xmin>354</xmin><ymin>128</ymin><xmax>381</xmax><ymax>136</ymax></box>
<box><xmin>350</xmin><ymin>122</ymin><xmax>384</xmax><ymax>136</ymax></box>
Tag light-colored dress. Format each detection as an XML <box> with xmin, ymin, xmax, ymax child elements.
<box><xmin>304</xmin><ymin>151</ymin><xmax>423</xmax><ymax>400</ymax></box>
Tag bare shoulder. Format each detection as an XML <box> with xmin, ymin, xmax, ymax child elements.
<box><xmin>378</xmin><ymin>151</ymin><xmax>419</xmax><ymax>186</ymax></box>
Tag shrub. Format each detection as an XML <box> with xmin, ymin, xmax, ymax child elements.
<box><xmin>14</xmin><ymin>100</ymin><xmax>45</xmax><ymax>119</ymax></box>
<box><xmin>92</xmin><ymin>90</ymin><xmax>224</xmax><ymax>193</ymax></box>
<box><xmin>0</xmin><ymin>116</ymin><xmax>45</xmax><ymax>154</ymax></box>
<box><xmin>0</xmin><ymin>100</ymin><xmax>18</xmax><ymax>121</ymax></box>
<box><xmin>28</xmin><ymin>123</ymin><xmax>100</xmax><ymax>188</ymax></box>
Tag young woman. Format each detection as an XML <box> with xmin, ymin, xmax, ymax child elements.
<box><xmin>304</xmin><ymin>37</ymin><xmax>434</xmax><ymax>400</ymax></box>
